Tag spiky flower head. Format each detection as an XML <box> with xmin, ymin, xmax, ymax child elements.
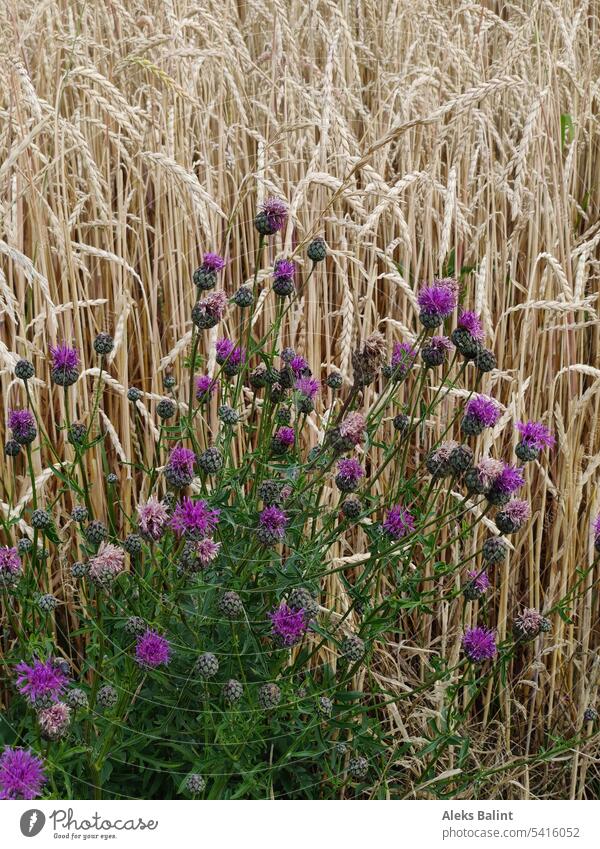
<box><xmin>193</xmin><ymin>253</ymin><xmax>226</xmax><ymax>290</ymax></box>
<box><xmin>463</xmin><ymin>569</ymin><xmax>491</xmax><ymax>600</ymax></box>
<box><xmin>49</xmin><ymin>343</ymin><xmax>80</xmax><ymax>386</ymax></box>
<box><xmin>88</xmin><ymin>543</ymin><xmax>125</xmax><ymax>585</ymax></box>
<box><xmin>516</xmin><ymin>421</ymin><xmax>555</xmax><ymax>453</ymax></box>
<box><xmin>421</xmin><ymin>335</ymin><xmax>453</xmax><ymax>368</ymax></box>
<box><xmin>8</xmin><ymin>409</ymin><xmax>37</xmax><ymax>445</ymax></box>
<box><xmin>192</xmin><ymin>291</ymin><xmax>229</xmax><ymax>329</ymax></box>
<box><xmin>307</xmin><ymin>236</ymin><xmax>327</xmax><ymax>262</ymax></box>
<box><xmin>258</xmin><ymin>506</ymin><xmax>289</xmax><ymax>544</ymax></box>
<box><xmin>289</xmin><ymin>354</ymin><xmax>310</xmax><ymax>377</ymax></box>
<box><xmin>335</xmin><ymin>458</ymin><xmax>364</xmax><ymax>492</ymax></box>
<box><xmin>390</xmin><ymin>341</ymin><xmax>418</xmax><ymax>377</ymax></box>
<box><xmin>513</xmin><ymin>608</ymin><xmax>548</xmax><ymax>642</ymax></box>
<box><xmin>382</xmin><ymin>504</ymin><xmax>415</xmax><ymax>540</ymax></box>
<box><xmin>258</xmin><ymin>682</ymin><xmax>282</xmax><ymax>710</ymax></box>
<box><xmin>269</xmin><ymin>602</ymin><xmax>308</xmax><ymax>647</ymax></box>
<box><xmin>456</xmin><ymin>310</ymin><xmax>485</xmax><ymax>342</ymax></box>
<box><xmin>135</xmin><ymin>629</ymin><xmax>171</xmax><ymax>668</ymax></box>
<box><xmin>15</xmin><ymin>358</ymin><xmax>35</xmax><ymax>381</ymax></box>
<box><xmin>593</xmin><ymin>513</ymin><xmax>600</xmax><ymax>552</ymax></box>
<box><xmin>170</xmin><ymin>497</ymin><xmax>220</xmax><ymax>539</ymax></box>
<box><xmin>487</xmin><ymin>463</ymin><xmax>525</xmax><ymax>505</ymax></box>
<box><xmin>165</xmin><ymin>445</ymin><xmax>196</xmax><ymax>488</ymax></box>
<box><xmin>38</xmin><ymin>702</ymin><xmax>71</xmax><ymax>741</ymax></box>
<box><xmin>273</xmin><ymin>258</ymin><xmax>295</xmax><ymax>281</ymax></box>
<box><xmin>137</xmin><ymin>496</ymin><xmax>170</xmax><ymax>541</ymax></box>
<box><xmin>462</xmin><ymin>626</ymin><xmax>497</xmax><ymax>662</ymax></box>
<box><xmin>339</xmin><ymin>412</ymin><xmax>366</xmax><ymax>447</ymax></box>
<box><xmin>0</xmin><ymin>546</ymin><xmax>22</xmax><ymax>586</ymax></box>
<box><xmin>15</xmin><ymin>658</ymin><xmax>68</xmax><ymax>705</ymax></box>
<box><xmin>93</xmin><ymin>332</ymin><xmax>114</xmax><ymax>356</ymax></box>
<box><xmin>272</xmin><ymin>426</ymin><xmax>295</xmax><ymax>453</ymax></box>
<box><xmin>222</xmin><ymin>679</ymin><xmax>243</xmax><ymax>705</ymax></box>
<box><xmin>255</xmin><ymin>196</ymin><xmax>288</xmax><ymax>235</ymax></box>
<box><xmin>425</xmin><ymin>440</ymin><xmax>459</xmax><ymax>478</ymax></box>
<box><xmin>348</xmin><ymin>756</ymin><xmax>369</xmax><ymax>780</ymax></box>
<box><xmin>195</xmin><ymin>374</ymin><xmax>219</xmax><ymax>402</ymax></box>
<box><xmin>417</xmin><ymin>279</ymin><xmax>459</xmax><ymax>326</ymax></box>
<box><xmin>295</xmin><ymin>376</ymin><xmax>320</xmax><ymax>400</ymax></box>
<box><xmin>184</xmin><ymin>773</ymin><xmax>206</xmax><ymax>796</ymax></box>
<box><xmin>462</xmin><ymin>395</ymin><xmax>501</xmax><ymax>436</ymax></box>
<box><xmin>352</xmin><ymin>332</ymin><xmax>387</xmax><ymax>386</ymax></box>
<box><xmin>215</xmin><ymin>338</ymin><xmax>245</xmax><ymax>374</ymax></box>
<box><xmin>495</xmin><ymin>499</ymin><xmax>531</xmax><ymax>534</ymax></box>
<box><xmin>0</xmin><ymin>747</ymin><xmax>46</xmax><ymax>799</ymax></box>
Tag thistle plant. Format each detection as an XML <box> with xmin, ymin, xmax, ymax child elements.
<box><xmin>0</xmin><ymin>196</ymin><xmax>593</xmax><ymax>802</ymax></box>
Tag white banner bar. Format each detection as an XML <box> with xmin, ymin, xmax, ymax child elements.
<box><xmin>0</xmin><ymin>800</ymin><xmax>598</xmax><ymax>848</ymax></box>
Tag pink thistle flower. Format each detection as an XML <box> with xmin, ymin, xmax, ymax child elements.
<box><xmin>170</xmin><ymin>497</ymin><xmax>220</xmax><ymax>538</ymax></box>
<box><xmin>135</xmin><ymin>629</ymin><xmax>171</xmax><ymax>668</ymax></box>
<box><xmin>339</xmin><ymin>412</ymin><xmax>366</xmax><ymax>446</ymax></box>
<box><xmin>462</xmin><ymin>626</ymin><xmax>497</xmax><ymax>662</ymax></box>
<box><xmin>215</xmin><ymin>338</ymin><xmax>245</xmax><ymax>372</ymax></box>
<box><xmin>38</xmin><ymin>702</ymin><xmax>71</xmax><ymax>741</ymax></box>
<box><xmin>195</xmin><ymin>537</ymin><xmax>221</xmax><ymax>566</ymax></box>
<box><xmin>273</xmin><ymin>258</ymin><xmax>295</xmax><ymax>280</ymax></box>
<box><xmin>383</xmin><ymin>504</ymin><xmax>415</xmax><ymax>540</ymax></box>
<box><xmin>137</xmin><ymin>496</ymin><xmax>170</xmax><ymax>541</ymax></box>
<box><xmin>192</xmin><ymin>291</ymin><xmax>228</xmax><ymax>329</ymax></box>
<box><xmin>88</xmin><ymin>543</ymin><xmax>125</xmax><ymax>585</ymax></box>
<box><xmin>463</xmin><ymin>395</ymin><xmax>502</xmax><ymax>432</ymax></box>
<box><xmin>256</xmin><ymin>197</ymin><xmax>288</xmax><ymax>234</ymax></box>
<box><xmin>0</xmin><ymin>748</ymin><xmax>46</xmax><ymax>799</ymax></box>
<box><xmin>165</xmin><ymin>445</ymin><xmax>197</xmax><ymax>488</ymax></box>
<box><xmin>269</xmin><ymin>602</ymin><xmax>308</xmax><ymax>646</ymax></box>
<box><xmin>289</xmin><ymin>355</ymin><xmax>310</xmax><ymax>376</ymax></box>
<box><xmin>258</xmin><ymin>506</ymin><xmax>289</xmax><ymax>543</ymax></box>
<box><xmin>0</xmin><ymin>546</ymin><xmax>21</xmax><ymax>577</ymax></box>
<box><xmin>15</xmin><ymin>659</ymin><xmax>68</xmax><ymax>705</ymax></box>
<box><xmin>466</xmin><ymin>569</ymin><xmax>491</xmax><ymax>594</ymax></box>
<box><xmin>489</xmin><ymin>463</ymin><xmax>525</xmax><ymax>496</ymax></box>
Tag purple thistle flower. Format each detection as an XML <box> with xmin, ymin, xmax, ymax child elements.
<box><xmin>200</xmin><ymin>252</ymin><xmax>226</xmax><ymax>272</ymax></box>
<box><xmin>592</xmin><ymin>513</ymin><xmax>600</xmax><ymax>549</ymax></box>
<box><xmin>275</xmin><ymin>426</ymin><xmax>295</xmax><ymax>447</ymax></box>
<box><xmin>259</xmin><ymin>506</ymin><xmax>289</xmax><ymax>540</ymax></box>
<box><xmin>465</xmin><ymin>395</ymin><xmax>502</xmax><ymax>428</ymax></box>
<box><xmin>137</xmin><ymin>496</ymin><xmax>170</xmax><ymax>541</ymax></box>
<box><xmin>295</xmin><ymin>376</ymin><xmax>320</xmax><ymax>399</ymax></box>
<box><xmin>194</xmin><ymin>537</ymin><xmax>221</xmax><ymax>566</ymax></box>
<box><xmin>269</xmin><ymin>602</ymin><xmax>308</xmax><ymax>646</ymax></box>
<box><xmin>391</xmin><ymin>341</ymin><xmax>417</xmax><ymax>372</ymax></box>
<box><xmin>516</xmin><ymin>421</ymin><xmax>555</xmax><ymax>451</ymax></box>
<box><xmin>466</xmin><ymin>569</ymin><xmax>491</xmax><ymax>594</ymax></box>
<box><xmin>383</xmin><ymin>504</ymin><xmax>415</xmax><ymax>540</ymax></box>
<box><xmin>167</xmin><ymin>446</ymin><xmax>196</xmax><ymax>477</ymax></box>
<box><xmin>215</xmin><ymin>338</ymin><xmax>245</xmax><ymax>370</ymax></box>
<box><xmin>256</xmin><ymin>196</ymin><xmax>288</xmax><ymax>235</ymax></box>
<box><xmin>195</xmin><ymin>374</ymin><xmax>219</xmax><ymax>402</ymax></box>
<box><xmin>489</xmin><ymin>463</ymin><xmax>525</xmax><ymax>496</ymax></box>
<box><xmin>135</xmin><ymin>629</ymin><xmax>171</xmax><ymax>668</ymax></box>
<box><xmin>417</xmin><ymin>279</ymin><xmax>459</xmax><ymax>325</ymax></box>
<box><xmin>0</xmin><ymin>546</ymin><xmax>21</xmax><ymax>577</ymax></box>
<box><xmin>170</xmin><ymin>497</ymin><xmax>220</xmax><ymax>538</ymax></box>
<box><xmin>337</xmin><ymin>458</ymin><xmax>364</xmax><ymax>481</ymax></box>
<box><xmin>289</xmin><ymin>355</ymin><xmax>310</xmax><ymax>376</ymax></box>
<box><xmin>0</xmin><ymin>747</ymin><xmax>46</xmax><ymax>799</ymax></box>
<box><xmin>462</xmin><ymin>626</ymin><xmax>497</xmax><ymax>662</ymax></box>
<box><xmin>273</xmin><ymin>258</ymin><xmax>295</xmax><ymax>281</ymax></box>
<box><xmin>8</xmin><ymin>409</ymin><xmax>36</xmax><ymax>444</ymax></box>
<box><xmin>14</xmin><ymin>658</ymin><xmax>68</xmax><ymax>705</ymax></box>
<box><xmin>456</xmin><ymin>310</ymin><xmax>485</xmax><ymax>342</ymax></box>
<box><xmin>49</xmin><ymin>343</ymin><xmax>79</xmax><ymax>371</ymax></box>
